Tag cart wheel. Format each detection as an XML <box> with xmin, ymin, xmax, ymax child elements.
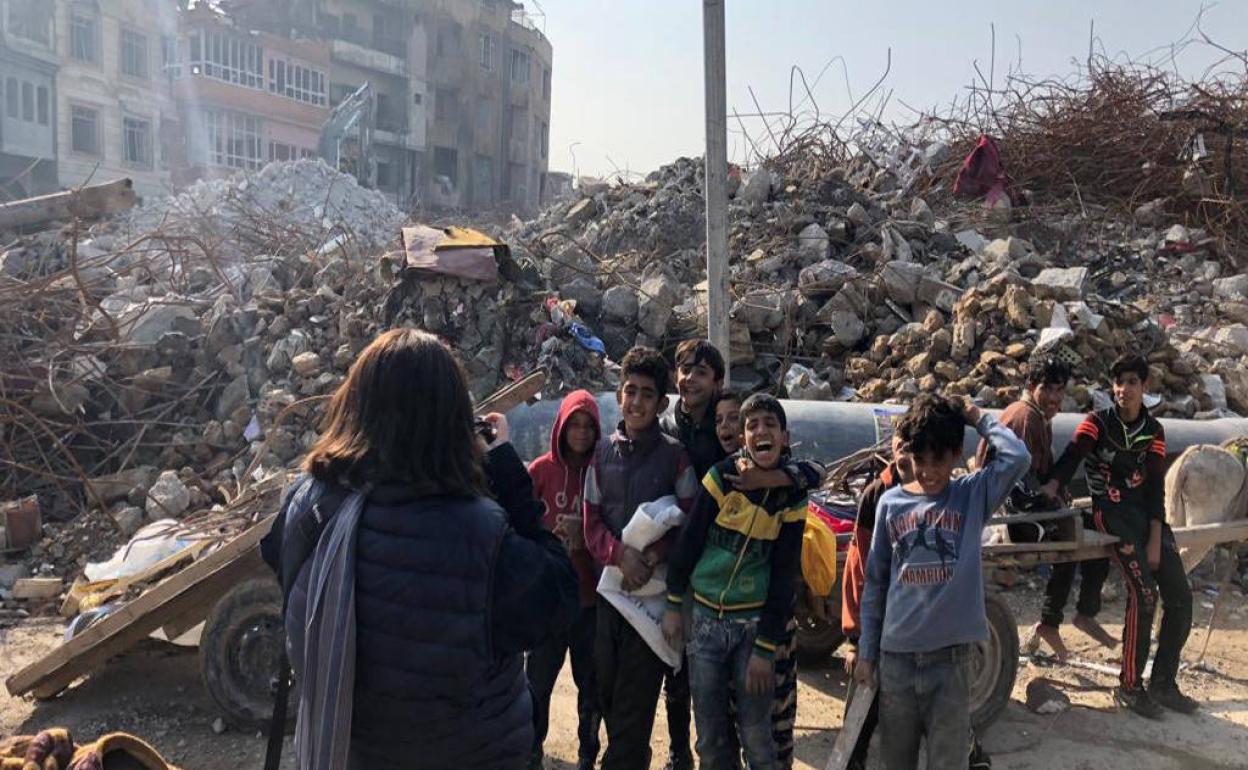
<box><xmin>794</xmin><ymin>579</ymin><xmax>846</xmax><ymax>665</ymax></box>
<box><xmin>970</xmin><ymin>592</ymin><xmax>1019</xmax><ymax>730</ymax></box>
<box><xmin>200</xmin><ymin>577</ymin><xmax>293</xmax><ymax>732</ymax></box>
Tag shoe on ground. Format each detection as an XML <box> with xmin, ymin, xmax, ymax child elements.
<box><xmin>1115</xmin><ymin>686</ymin><xmax>1165</xmax><ymax>720</ymax></box>
<box><xmin>1148</xmin><ymin>683</ymin><xmax>1200</xmax><ymax>714</ymax></box>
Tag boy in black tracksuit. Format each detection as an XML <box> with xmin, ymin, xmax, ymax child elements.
<box><xmin>1048</xmin><ymin>355</ymin><xmax>1196</xmax><ymax>719</ymax></box>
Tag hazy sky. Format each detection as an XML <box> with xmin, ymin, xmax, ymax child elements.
<box><xmin>536</xmin><ymin>1</ymin><xmax>1245</xmax><ymax>178</ymax></box>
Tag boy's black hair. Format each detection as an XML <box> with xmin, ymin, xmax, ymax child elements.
<box><xmin>1026</xmin><ymin>356</ymin><xmax>1072</xmax><ymax>388</ymax></box>
<box><xmin>716</xmin><ymin>388</ymin><xmax>746</xmax><ymax>407</ymax></box>
<box><xmin>620</xmin><ymin>346</ymin><xmax>672</xmax><ymax>395</ymax></box>
<box><xmin>1110</xmin><ymin>354</ymin><xmax>1150</xmax><ymax>382</ymax></box>
<box><xmin>674</xmin><ymin>339</ymin><xmax>726</xmax><ymax>383</ymax></box>
<box><xmin>895</xmin><ymin>394</ymin><xmax>965</xmax><ymax>458</ymax></box>
<box><xmin>740</xmin><ymin>392</ymin><xmax>787</xmax><ymax>430</ymax></box>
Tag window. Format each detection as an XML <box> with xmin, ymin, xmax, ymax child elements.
<box><xmin>8</xmin><ymin>0</ymin><xmax>52</xmax><ymax>46</ymax></box>
<box><xmin>268</xmin><ymin>142</ymin><xmax>316</xmax><ymax>162</ymax></box>
<box><xmin>433</xmin><ymin>146</ymin><xmax>458</xmax><ymax>184</ymax></box>
<box><xmin>268</xmin><ymin>59</ymin><xmax>327</xmax><ymax>106</ymax></box>
<box><xmin>71</xmin><ymin>105</ymin><xmax>101</xmax><ymax>156</ymax></box>
<box><xmin>121</xmin><ymin>29</ymin><xmax>150</xmax><ymax>79</ymax></box>
<box><xmin>21</xmin><ymin>83</ymin><xmax>33</xmax><ymax>122</ymax></box>
<box><xmin>376</xmin><ymin>161</ymin><xmax>393</xmax><ymax>189</ymax></box>
<box><xmin>5</xmin><ymin>78</ymin><xmax>17</xmax><ymax>119</ymax></box>
<box><xmin>413</xmin><ymin>92</ymin><xmax>423</xmax><ymax>105</ymax></box>
<box><xmin>435</xmin><ymin>88</ymin><xmax>458</xmax><ymax>122</ymax></box>
<box><xmin>204</xmin><ymin>109</ymin><xmax>262</xmax><ymax>170</ymax></box>
<box><xmin>162</xmin><ymin>36</ymin><xmax>181</xmax><ymax>78</ymax></box>
<box><xmin>36</xmin><ymin>86</ymin><xmax>48</xmax><ymax>125</ymax></box>
<box><xmin>478</xmin><ymin>34</ymin><xmax>493</xmax><ymax>71</ymax></box>
<box><xmin>122</xmin><ymin>117</ymin><xmax>152</xmax><ymax>167</ymax></box>
<box><xmin>70</xmin><ymin>11</ymin><xmax>100</xmax><ymax>64</ymax></box>
<box><xmin>539</xmin><ymin>120</ymin><xmax>548</xmax><ymax>159</ymax></box>
<box><xmin>188</xmin><ymin>30</ymin><xmax>264</xmax><ymax>89</ymax></box>
<box><xmin>542</xmin><ymin>67</ymin><xmax>551</xmax><ymax>101</ymax></box>
<box><xmin>511</xmin><ymin>49</ymin><xmax>530</xmax><ymax>85</ymax></box>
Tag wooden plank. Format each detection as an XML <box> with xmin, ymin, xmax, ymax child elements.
<box><xmin>159</xmin><ymin>552</ymin><xmax>268</xmax><ymax>641</ymax></box>
<box><xmin>986</xmin><ymin>508</ymin><xmax>1080</xmax><ymax>527</ymax></box>
<box><xmin>12</xmin><ymin>578</ymin><xmax>62</xmax><ymax>600</ymax></box>
<box><xmin>1172</xmin><ymin>520</ymin><xmax>1248</xmax><ymax>550</ymax></box>
<box><xmin>984</xmin><ymin>539</ymin><xmax>1079</xmax><ymax>555</ymax></box>
<box><xmin>825</xmin><ymin>681</ymin><xmax>876</xmax><ymax>770</ymax></box>
<box><xmin>475</xmin><ymin>369</ymin><xmax>547</xmax><ymax>416</ymax></box>
<box><xmin>6</xmin><ymin>515</ymin><xmax>274</xmax><ymax>699</ymax></box>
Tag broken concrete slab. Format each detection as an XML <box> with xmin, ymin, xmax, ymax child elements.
<box><xmin>1032</xmin><ymin>267</ymin><xmax>1089</xmax><ymax>300</ymax></box>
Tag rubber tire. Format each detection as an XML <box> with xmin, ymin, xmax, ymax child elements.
<box><xmin>969</xmin><ymin>592</ymin><xmax>1019</xmax><ymax>731</ymax></box>
<box><xmin>200</xmin><ymin>576</ymin><xmax>293</xmax><ymax>732</ymax></box>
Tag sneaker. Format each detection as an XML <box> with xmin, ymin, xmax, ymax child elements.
<box><xmin>1149</xmin><ymin>683</ymin><xmax>1200</xmax><ymax>714</ymax></box>
<box><xmin>1115</xmin><ymin>686</ymin><xmax>1164</xmax><ymax>720</ymax></box>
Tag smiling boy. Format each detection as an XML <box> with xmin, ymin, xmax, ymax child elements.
<box><xmin>663</xmin><ymin>339</ymin><xmax>728</xmax><ymax>479</ymax></box>
<box><xmin>1046</xmin><ymin>354</ymin><xmax>1195</xmax><ymax>719</ymax></box>
<box><xmin>583</xmin><ymin>347</ymin><xmax>699</xmax><ymax>770</ymax></box>
<box><xmin>856</xmin><ymin>394</ymin><xmax>1029</xmax><ymax>770</ymax></box>
<box><xmin>663</xmin><ymin>394</ymin><xmax>809</xmax><ymax>770</ymax></box>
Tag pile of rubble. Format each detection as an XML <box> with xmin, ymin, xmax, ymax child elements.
<box><xmin>509</xmin><ymin>150</ymin><xmax>1248</xmax><ymax>417</ymax></box>
<box><xmin>0</xmin><ymin>162</ymin><xmax>561</xmax><ymax>601</ymax></box>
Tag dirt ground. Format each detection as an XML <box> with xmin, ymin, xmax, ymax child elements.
<box><xmin>3</xmin><ymin>575</ymin><xmax>1248</xmax><ymax>770</ymax></box>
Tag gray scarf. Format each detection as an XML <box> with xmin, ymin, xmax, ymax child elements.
<box><xmin>289</xmin><ymin>479</ymin><xmax>370</xmax><ymax>770</ymax></box>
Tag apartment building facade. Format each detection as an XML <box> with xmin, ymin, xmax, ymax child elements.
<box><xmin>0</xmin><ymin>0</ymin><xmax>59</xmax><ymax>197</ymax></box>
<box><xmin>53</xmin><ymin>0</ymin><xmax>181</xmax><ymax>199</ymax></box>
<box><xmin>425</xmin><ymin>0</ymin><xmax>551</xmax><ymax>212</ymax></box>
<box><xmin>174</xmin><ymin>6</ymin><xmax>331</xmax><ymax>184</ymax></box>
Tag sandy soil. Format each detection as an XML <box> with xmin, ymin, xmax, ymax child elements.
<box><xmin>3</xmin><ymin>578</ymin><xmax>1248</xmax><ymax>770</ymax></box>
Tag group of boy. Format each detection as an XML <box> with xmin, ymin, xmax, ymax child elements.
<box><xmin>528</xmin><ymin>339</ymin><xmax>819</xmax><ymax>770</ymax></box>
<box><xmin>526</xmin><ymin>336</ymin><xmax>1200</xmax><ymax>770</ymax></box>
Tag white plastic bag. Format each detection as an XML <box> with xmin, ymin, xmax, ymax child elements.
<box><xmin>597</xmin><ymin>496</ymin><xmax>686</xmax><ymax>668</ymax></box>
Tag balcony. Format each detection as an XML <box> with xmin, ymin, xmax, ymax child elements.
<box><xmin>330</xmin><ymin>39</ymin><xmax>406</xmax><ymax>78</ymax></box>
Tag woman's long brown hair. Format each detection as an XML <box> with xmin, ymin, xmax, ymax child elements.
<box><xmin>302</xmin><ymin>328</ymin><xmax>487</xmax><ymax>495</ymax></box>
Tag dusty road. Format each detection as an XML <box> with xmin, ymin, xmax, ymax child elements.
<box><xmin>3</xmin><ymin>582</ymin><xmax>1248</xmax><ymax>769</ymax></box>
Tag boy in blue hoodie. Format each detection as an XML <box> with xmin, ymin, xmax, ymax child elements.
<box><xmin>855</xmin><ymin>394</ymin><xmax>1029</xmax><ymax>770</ymax></box>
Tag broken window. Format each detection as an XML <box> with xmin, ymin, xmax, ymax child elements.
<box><xmin>511</xmin><ymin>49</ymin><xmax>530</xmax><ymax>85</ymax></box>
<box><xmin>71</xmin><ymin>105</ymin><xmax>101</xmax><ymax>156</ymax></box>
<box><xmin>121</xmin><ymin>29</ymin><xmax>150</xmax><ymax>79</ymax></box>
<box><xmin>123</xmin><ymin>116</ymin><xmax>152</xmax><ymax>167</ymax></box>
<box><xmin>71</xmin><ymin>10</ymin><xmax>100</xmax><ymax>64</ymax></box>
<box><xmin>433</xmin><ymin>146</ymin><xmax>458</xmax><ymax>184</ymax></box>
<box><xmin>479</xmin><ymin>34</ymin><xmax>493</xmax><ymax>71</ymax></box>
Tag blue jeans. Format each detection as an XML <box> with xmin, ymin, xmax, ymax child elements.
<box><xmin>687</xmin><ymin>615</ymin><xmax>777</xmax><ymax>770</ymax></box>
<box><xmin>879</xmin><ymin>644</ymin><xmax>971</xmax><ymax>770</ymax></box>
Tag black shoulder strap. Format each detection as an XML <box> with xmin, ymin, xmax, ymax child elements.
<box><xmin>279</xmin><ymin>483</ymin><xmax>352</xmax><ymax>610</ymax></box>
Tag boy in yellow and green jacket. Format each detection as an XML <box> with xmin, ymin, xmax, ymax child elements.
<box><xmin>662</xmin><ymin>393</ymin><xmax>808</xmax><ymax>770</ymax></box>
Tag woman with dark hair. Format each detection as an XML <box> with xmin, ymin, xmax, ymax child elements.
<box><xmin>278</xmin><ymin>328</ymin><xmax>578</xmax><ymax>770</ymax></box>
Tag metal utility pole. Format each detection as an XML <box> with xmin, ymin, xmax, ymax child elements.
<box><xmin>702</xmin><ymin>0</ymin><xmax>731</xmax><ymax>382</ymax></box>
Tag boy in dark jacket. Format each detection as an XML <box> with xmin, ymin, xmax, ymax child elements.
<box><xmin>856</xmin><ymin>395</ymin><xmax>1029</xmax><ymax>770</ymax></box>
<box><xmin>584</xmin><ymin>347</ymin><xmax>699</xmax><ymax>770</ymax></box>
<box><xmin>663</xmin><ymin>394</ymin><xmax>808</xmax><ymax>770</ymax></box>
<box><xmin>978</xmin><ymin>357</ymin><xmax>1114</xmax><ymax>660</ymax></box>
<box><xmin>1045</xmin><ymin>354</ymin><xmax>1195</xmax><ymax>719</ymax></box>
<box><xmin>526</xmin><ymin>390</ymin><xmax>603</xmax><ymax>770</ymax></box>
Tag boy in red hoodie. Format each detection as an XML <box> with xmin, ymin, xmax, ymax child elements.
<box><xmin>527</xmin><ymin>390</ymin><xmax>603</xmax><ymax>770</ymax></box>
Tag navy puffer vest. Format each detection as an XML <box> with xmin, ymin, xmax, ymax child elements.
<box><xmin>290</xmin><ymin>483</ymin><xmax>532</xmax><ymax>770</ymax></box>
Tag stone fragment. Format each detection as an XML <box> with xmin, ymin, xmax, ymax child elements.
<box><xmin>982</xmin><ymin>237</ymin><xmax>1032</xmax><ymax>262</ymax></box>
<box><xmin>1134</xmin><ymin>198</ymin><xmax>1167</xmax><ymax>226</ymax></box>
<box><xmin>638</xmin><ymin>274</ymin><xmax>680</xmax><ymax>338</ymax></box>
<box><xmin>917</xmin><ymin>276</ymin><xmax>962</xmax><ymax>313</ymax></box>
<box><xmin>739</xmin><ymin>169</ymin><xmax>774</xmax><ymax>205</ymax></box>
<box><xmin>291</xmin><ymin>352</ymin><xmax>322</xmax><ymax>377</ymax></box>
<box><xmin>563</xmin><ymin>277</ymin><xmax>603</xmax><ymax>317</ymax></box>
<box><xmin>951</xmin><ymin>319</ymin><xmax>976</xmax><ymax>361</ymax></box>
<box><xmin>798</xmin><ymin>260</ymin><xmax>857</xmax><ymax>297</ymax></box>
<box><xmin>602</xmin><ymin>286</ymin><xmax>639</xmax><ymax>325</ymax></box>
<box><xmin>846</xmin><ymin>202</ymin><xmax>869</xmax><ymax>226</ymax></box>
<box><xmin>114</xmin><ymin>506</ymin><xmax>145</xmax><ymax>538</ymax></box>
<box><xmin>910</xmin><ymin>197</ymin><xmax>935</xmax><ymax>225</ymax></box>
<box><xmin>1214</xmin><ymin>275</ymin><xmax>1248</xmax><ymax>301</ymax></box>
<box><xmin>796</xmin><ymin>223</ymin><xmax>831</xmax><ymax>264</ymax></box>
<box><xmin>86</xmin><ymin>467</ymin><xmax>158</xmax><ymax>505</ymax></box>
<box><xmin>564</xmin><ymin>197</ymin><xmax>599</xmax><ymax>227</ymax></box>
<box><xmin>881</xmin><ymin>260</ymin><xmax>924</xmax><ymax>304</ymax></box>
<box><xmin>146</xmin><ymin>470</ymin><xmax>191</xmax><ymax>518</ymax></box>
<box><xmin>1032</xmin><ymin>267</ymin><xmax>1088</xmax><ymax>300</ymax></box>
